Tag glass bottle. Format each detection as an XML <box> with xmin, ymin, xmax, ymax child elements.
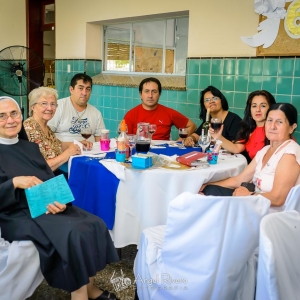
<box><xmin>202</xmin><ymin>108</ymin><xmax>210</xmax><ymax>136</ymax></box>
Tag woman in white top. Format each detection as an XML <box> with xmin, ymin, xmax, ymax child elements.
<box><xmin>200</xmin><ymin>103</ymin><xmax>300</xmax><ymax>211</ymax></box>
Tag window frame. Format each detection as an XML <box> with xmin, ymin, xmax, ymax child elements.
<box><xmin>102</xmin><ymin>16</ymin><xmax>188</xmax><ymax>76</ymax></box>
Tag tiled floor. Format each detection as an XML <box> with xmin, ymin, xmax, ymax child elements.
<box><xmin>27</xmin><ymin>245</ymin><xmax>137</xmax><ymax>300</ymax></box>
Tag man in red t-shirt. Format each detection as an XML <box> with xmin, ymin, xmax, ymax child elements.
<box><xmin>124</xmin><ymin>77</ymin><xmax>196</xmax><ymax>140</ymax></box>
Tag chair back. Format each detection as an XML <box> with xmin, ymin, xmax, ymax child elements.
<box><xmin>0</xmin><ymin>228</ymin><xmax>43</xmax><ymax>300</ymax></box>
<box><xmin>158</xmin><ymin>192</ymin><xmax>270</xmax><ymax>300</ymax></box>
<box><xmin>256</xmin><ymin>210</ymin><xmax>300</xmax><ymax>300</ymax></box>
<box><xmin>283</xmin><ymin>184</ymin><xmax>300</xmax><ymax>212</ymax></box>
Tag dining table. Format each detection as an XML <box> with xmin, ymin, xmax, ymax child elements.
<box><xmin>68</xmin><ymin>141</ymin><xmax>247</xmax><ymax>248</ymax></box>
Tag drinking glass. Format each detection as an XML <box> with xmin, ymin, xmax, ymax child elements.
<box><xmin>198</xmin><ymin>135</ymin><xmax>211</xmax><ymax>153</ymax></box>
<box><xmin>148</xmin><ymin>124</ymin><xmax>157</xmax><ymax>139</ymax></box>
<box><xmin>80</xmin><ymin>127</ymin><xmax>92</xmax><ymax>151</ymax></box>
<box><xmin>210</xmin><ymin>118</ymin><xmax>223</xmax><ymax>133</ymax></box>
<box><xmin>127</xmin><ymin>134</ymin><xmax>137</xmax><ymax>156</ymax></box>
<box><xmin>178</xmin><ymin>128</ymin><xmax>188</xmax><ymax>148</ymax></box>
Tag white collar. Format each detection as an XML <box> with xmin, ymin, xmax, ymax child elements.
<box><xmin>0</xmin><ymin>135</ymin><xmax>19</xmax><ymax>145</ymax></box>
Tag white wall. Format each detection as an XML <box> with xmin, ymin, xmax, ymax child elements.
<box><xmin>0</xmin><ymin>0</ymin><xmax>26</xmax><ymax>50</ymax></box>
<box><xmin>56</xmin><ymin>0</ymin><xmax>258</xmax><ymax>59</ymax></box>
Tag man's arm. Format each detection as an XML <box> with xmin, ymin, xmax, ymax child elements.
<box><xmin>185</xmin><ymin>119</ymin><xmax>196</xmax><ymax>136</ymax></box>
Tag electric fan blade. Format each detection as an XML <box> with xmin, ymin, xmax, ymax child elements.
<box><xmin>0</xmin><ymin>45</ymin><xmax>45</xmax><ymax>96</ymax></box>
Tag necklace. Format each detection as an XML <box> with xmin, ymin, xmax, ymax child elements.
<box><xmin>71</xmin><ymin>99</ymin><xmax>86</xmax><ymax>122</ymax></box>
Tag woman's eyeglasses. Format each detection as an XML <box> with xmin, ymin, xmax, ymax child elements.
<box><xmin>36</xmin><ymin>102</ymin><xmax>58</xmax><ymax>108</ymax></box>
<box><xmin>0</xmin><ymin>111</ymin><xmax>21</xmax><ymax>122</ymax></box>
<box><xmin>204</xmin><ymin>96</ymin><xmax>219</xmax><ymax>103</ymax></box>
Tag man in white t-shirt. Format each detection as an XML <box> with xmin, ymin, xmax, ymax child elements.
<box><xmin>48</xmin><ymin>73</ymin><xmax>105</xmax><ymax>142</ymax></box>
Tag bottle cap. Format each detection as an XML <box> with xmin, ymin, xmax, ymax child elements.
<box><xmin>120</xmin><ymin>119</ymin><xmax>127</xmax><ymax>131</ymax></box>
<box><xmin>101</xmin><ymin>129</ymin><xmax>109</xmax><ymax>133</ymax></box>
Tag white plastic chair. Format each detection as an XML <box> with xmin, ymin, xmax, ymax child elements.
<box><xmin>256</xmin><ymin>210</ymin><xmax>300</xmax><ymax>300</ymax></box>
<box><xmin>134</xmin><ymin>192</ymin><xmax>270</xmax><ymax>300</ymax></box>
<box><xmin>0</xmin><ymin>228</ymin><xmax>43</xmax><ymax>300</ymax></box>
<box><xmin>283</xmin><ymin>184</ymin><xmax>300</xmax><ymax>212</ymax></box>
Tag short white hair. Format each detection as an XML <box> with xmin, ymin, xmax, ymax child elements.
<box><xmin>28</xmin><ymin>87</ymin><xmax>58</xmax><ymax>116</ymax></box>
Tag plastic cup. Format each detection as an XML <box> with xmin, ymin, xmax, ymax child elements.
<box><xmin>207</xmin><ymin>152</ymin><xmax>219</xmax><ymax>164</ymax></box>
<box><xmin>100</xmin><ymin>139</ymin><xmax>110</xmax><ymax>151</ymax></box>
<box><xmin>115</xmin><ymin>149</ymin><xmax>126</xmax><ymax>162</ymax></box>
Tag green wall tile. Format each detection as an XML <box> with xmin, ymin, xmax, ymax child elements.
<box><xmin>293</xmin><ymin>78</ymin><xmax>300</xmax><ymax>95</ymax></box>
<box><xmin>275</xmin><ymin>95</ymin><xmax>291</xmax><ymax>103</ymax></box>
<box><xmin>262</xmin><ymin>77</ymin><xmax>277</xmax><ymax>94</ymax></box>
<box><xmin>159</xmin><ymin>90</ymin><xmax>167</xmax><ymax>101</ymax></box>
<box><xmin>235</xmin><ymin>76</ymin><xmax>248</xmax><ymax>92</ymax></box>
<box><xmin>117</xmin><ymin>97</ymin><xmax>125</xmax><ymax>109</ymax></box>
<box><xmin>293</xmin><ymin>131</ymin><xmax>300</xmax><ymax>143</ymax></box>
<box><xmin>234</xmin><ymin>92</ymin><xmax>248</xmax><ymax>108</ymax></box>
<box><xmin>248</xmin><ymin>76</ymin><xmax>262</xmax><ymax>92</ymax></box>
<box><xmin>125</xmin><ymin>98</ymin><xmax>133</xmax><ymax>109</ymax></box>
<box><xmin>295</xmin><ymin>59</ymin><xmax>300</xmax><ymax>77</ymax></box>
<box><xmin>168</xmin><ymin>90</ymin><xmax>178</xmax><ymax>101</ymax></box>
<box><xmin>223</xmin><ymin>75</ymin><xmax>235</xmax><ymax>91</ymax></box>
<box><xmin>187</xmin><ymin>59</ymin><xmax>200</xmax><ymax>75</ymax></box>
<box><xmin>211</xmin><ymin>75</ymin><xmax>223</xmax><ymax>90</ymax></box>
<box><xmin>236</xmin><ymin>59</ymin><xmax>249</xmax><ymax>75</ymax></box>
<box><xmin>223</xmin><ymin>59</ymin><xmax>236</xmax><ymax>75</ymax></box>
<box><xmin>117</xmin><ymin>87</ymin><xmax>125</xmax><ymax>97</ymax></box>
<box><xmin>223</xmin><ymin>91</ymin><xmax>234</xmax><ymax>107</ymax></box>
<box><xmin>199</xmin><ymin>75</ymin><xmax>210</xmax><ymax>90</ymax></box>
<box><xmin>177</xmin><ymin>103</ymin><xmax>187</xmax><ymax>115</ymax></box>
<box><xmin>263</xmin><ymin>59</ymin><xmax>278</xmax><ymax>76</ymax></box>
<box><xmin>125</xmin><ymin>88</ymin><xmax>133</xmax><ymax>98</ymax></box>
<box><xmin>291</xmin><ymin>96</ymin><xmax>300</xmax><ymax>112</ymax></box>
<box><xmin>186</xmin><ymin>75</ymin><xmax>199</xmax><ymax>89</ymax></box>
<box><xmin>177</xmin><ymin>91</ymin><xmax>187</xmax><ymax>103</ymax></box>
<box><xmin>211</xmin><ymin>59</ymin><xmax>224</xmax><ymax>75</ymax></box>
<box><xmin>103</xmin><ymin>86</ymin><xmax>110</xmax><ymax>96</ymax></box>
<box><xmin>277</xmin><ymin>77</ymin><xmax>293</xmax><ymax>95</ymax></box>
<box><xmin>199</xmin><ymin>59</ymin><xmax>211</xmax><ymax>74</ymax></box>
<box><xmin>249</xmin><ymin>59</ymin><xmax>263</xmax><ymax>76</ymax></box>
<box><xmin>110</xmin><ymin>87</ymin><xmax>118</xmax><ymax>97</ymax></box>
<box><xmin>187</xmin><ymin>89</ymin><xmax>199</xmax><ymax>104</ymax></box>
<box><xmin>186</xmin><ymin>104</ymin><xmax>199</xmax><ymax>119</ymax></box>
<box><xmin>278</xmin><ymin>59</ymin><xmax>294</xmax><ymax>76</ymax></box>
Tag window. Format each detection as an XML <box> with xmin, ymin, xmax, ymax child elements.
<box><xmin>103</xmin><ymin>17</ymin><xmax>188</xmax><ymax>75</ymax></box>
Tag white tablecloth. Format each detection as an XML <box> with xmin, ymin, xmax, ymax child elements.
<box><xmin>109</xmin><ymin>153</ymin><xmax>247</xmax><ymax>247</ymax></box>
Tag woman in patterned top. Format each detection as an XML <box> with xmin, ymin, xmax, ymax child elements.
<box><xmin>24</xmin><ymin>87</ymin><xmax>90</xmax><ymax>173</ymax></box>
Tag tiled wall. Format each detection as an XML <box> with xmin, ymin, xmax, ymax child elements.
<box><xmin>55</xmin><ymin>59</ymin><xmax>102</xmax><ymax>98</ymax></box>
<box><xmin>55</xmin><ymin>57</ymin><xmax>300</xmax><ymax>141</ymax></box>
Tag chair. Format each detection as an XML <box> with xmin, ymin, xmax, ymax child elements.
<box><xmin>283</xmin><ymin>184</ymin><xmax>300</xmax><ymax>212</ymax></box>
<box><xmin>256</xmin><ymin>210</ymin><xmax>300</xmax><ymax>300</ymax></box>
<box><xmin>0</xmin><ymin>228</ymin><xmax>43</xmax><ymax>300</ymax></box>
<box><xmin>134</xmin><ymin>192</ymin><xmax>270</xmax><ymax>300</ymax></box>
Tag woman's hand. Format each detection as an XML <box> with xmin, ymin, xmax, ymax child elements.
<box><xmin>80</xmin><ymin>140</ymin><xmax>93</xmax><ymax>150</ymax></box>
<box><xmin>46</xmin><ymin>201</ymin><xmax>67</xmax><ymax>214</ymax></box>
<box><xmin>209</xmin><ymin>124</ymin><xmax>224</xmax><ymax>140</ymax></box>
<box><xmin>233</xmin><ymin>186</ymin><xmax>252</xmax><ymax>196</ymax></box>
<box><xmin>12</xmin><ymin>176</ymin><xmax>43</xmax><ymax>189</ymax></box>
<box><xmin>66</xmin><ymin>144</ymin><xmax>82</xmax><ymax>156</ymax></box>
<box><xmin>199</xmin><ymin>183</ymin><xmax>208</xmax><ymax>195</ymax></box>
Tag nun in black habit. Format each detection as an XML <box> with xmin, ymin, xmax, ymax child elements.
<box><xmin>0</xmin><ymin>96</ymin><xmax>119</xmax><ymax>300</ymax></box>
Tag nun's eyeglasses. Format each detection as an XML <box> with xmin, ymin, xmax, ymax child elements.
<box><xmin>0</xmin><ymin>111</ymin><xmax>21</xmax><ymax>122</ymax></box>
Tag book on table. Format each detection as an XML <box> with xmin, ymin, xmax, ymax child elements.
<box><xmin>25</xmin><ymin>174</ymin><xmax>74</xmax><ymax>218</ymax></box>
<box><xmin>176</xmin><ymin>151</ymin><xmax>208</xmax><ymax>167</ymax></box>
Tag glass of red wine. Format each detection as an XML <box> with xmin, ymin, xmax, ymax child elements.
<box><xmin>210</xmin><ymin>118</ymin><xmax>223</xmax><ymax>133</ymax></box>
<box><xmin>149</xmin><ymin>124</ymin><xmax>157</xmax><ymax>140</ymax></box>
<box><xmin>80</xmin><ymin>127</ymin><xmax>92</xmax><ymax>151</ymax></box>
<box><xmin>178</xmin><ymin>128</ymin><xmax>188</xmax><ymax>148</ymax></box>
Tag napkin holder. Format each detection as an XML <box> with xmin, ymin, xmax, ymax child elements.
<box><xmin>132</xmin><ymin>154</ymin><xmax>153</xmax><ymax>169</ymax></box>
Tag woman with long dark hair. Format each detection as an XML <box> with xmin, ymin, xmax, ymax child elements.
<box><xmin>209</xmin><ymin>90</ymin><xmax>276</xmax><ymax>163</ymax></box>
<box><xmin>185</xmin><ymin>86</ymin><xmax>241</xmax><ymax>146</ymax></box>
